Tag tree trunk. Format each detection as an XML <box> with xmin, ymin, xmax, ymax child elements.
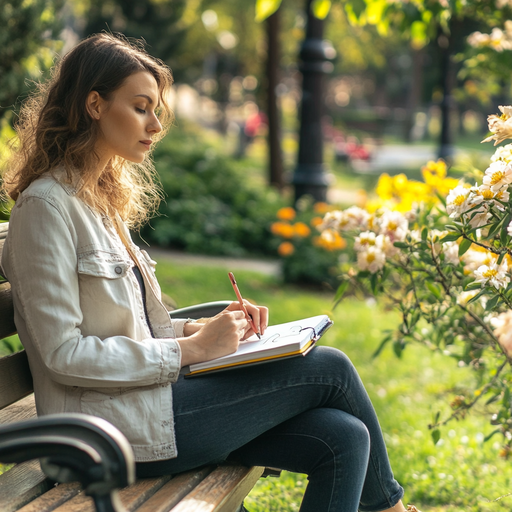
<box><xmin>266</xmin><ymin>10</ymin><xmax>284</xmax><ymax>189</ymax></box>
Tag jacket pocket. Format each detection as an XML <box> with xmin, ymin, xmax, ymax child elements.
<box><xmin>78</xmin><ymin>250</ymin><xmax>132</xmax><ymax>279</ymax></box>
<box><xmin>80</xmin><ymin>384</ymin><xmax>172</xmax><ymax>448</ymax></box>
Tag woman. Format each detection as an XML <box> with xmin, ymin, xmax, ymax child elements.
<box><xmin>1</xmin><ymin>33</ymin><xmax>421</xmax><ymax>512</ymax></box>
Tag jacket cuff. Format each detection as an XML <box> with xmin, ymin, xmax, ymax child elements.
<box><xmin>159</xmin><ymin>339</ymin><xmax>182</xmax><ymax>382</ymax></box>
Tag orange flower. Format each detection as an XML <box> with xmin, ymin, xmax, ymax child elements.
<box><xmin>310</xmin><ymin>217</ymin><xmax>323</xmax><ymax>228</ymax></box>
<box><xmin>293</xmin><ymin>222</ymin><xmax>311</xmax><ymax>238</ymax></box>
<box><xmin>278</xmin><ymin>241</ymin><xmax>295</xmax><ymax>256</ymax></box>
<box><xmin>271</xmin><ymin>221</ymin><xmax>295</xmax><ymax>239</ymax></box>
<box><xmin>277</xmin><ymin>207</ymin><xmax>296</xmax><ymax>221</ymax></box>
<box><xmin>313</xmin><ymin>202</ymin><xmax>330</xmax><ymax>214</ymax></box>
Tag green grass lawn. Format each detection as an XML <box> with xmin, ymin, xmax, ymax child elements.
<box><xmin>156</xmin><ymin>258</ymin><xmax>512</xmax><ymax>512</ymax></box>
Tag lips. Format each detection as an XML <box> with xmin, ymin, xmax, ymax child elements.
<box><xmin>140</xmin><ymin>140</ymin><xmax>152</xmax><ymax>149</ymax></box>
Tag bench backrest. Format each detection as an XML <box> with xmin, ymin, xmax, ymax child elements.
<box><xmin>0</xmin><ymin>222</ymin><xmax>33</xmax><ymax>411</ymax></box>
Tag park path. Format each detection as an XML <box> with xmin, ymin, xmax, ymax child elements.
<box><xmin>147</xmin><ymin>247</ymin><xmax>281</xmax><ymax>277</ymax></box>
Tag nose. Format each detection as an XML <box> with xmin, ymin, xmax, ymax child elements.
<box><xmin>148</xmin><ymin>112</ymin><xmax>163</xmax><ymax>134</ymax></box>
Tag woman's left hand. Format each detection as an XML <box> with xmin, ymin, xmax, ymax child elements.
<box><xmin>225</xmin><ymin>300</ymin><xmax>268</xmax><ymax>340</ymax></box>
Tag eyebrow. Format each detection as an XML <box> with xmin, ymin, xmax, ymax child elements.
<box><xmin>134</xmin><ymin>94</ymin><xmax>154</xmax><ymax>104</ymax></box>
<box><xmin>134</xmin><ymin>94</ymin><xmax>161</xmax><ymax>109</ymax></box>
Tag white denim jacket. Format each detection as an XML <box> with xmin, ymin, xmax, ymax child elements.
<box><xmin>1</xmin><ymin>173</ymin><xmax>189</xmax><ymax>461</ymax></box>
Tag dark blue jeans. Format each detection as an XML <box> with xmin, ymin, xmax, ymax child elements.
<box><xmin>136</xmin><ymin>346</ymin><xmax>404</xmax><ymax>512</ymax></box>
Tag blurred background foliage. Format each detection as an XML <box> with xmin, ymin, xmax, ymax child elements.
<box><xmin>2</xmin><ymin>0</ymin><xmax>512</xmax><ymax>278</ymax></box>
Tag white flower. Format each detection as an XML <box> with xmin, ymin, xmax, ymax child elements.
<box><xmin>443</xmin><ymin>241</ymin><xmax>460</xmax><ymax>265</ymax></box>
<box><xmin>322</xmin><ymin>206</ymin><xmax>370</xmax><ymax>232</ymax></box>
<box><xmin>462</xmin><ymin>249</ymin><xmax>497</xmax><ymax>274</ymax></box>
<box><xmin>473</xmin><ymin>262</ymin><xmax>510</xmax><ymax>289</ymax></box>
<box><xmin>378</xmin><ymin>210</ymin><xmax>408</xmax><ymax>242</ymax></box>
<box><xmin>491</xmin><ymin>144</ymin><xmax>512</xmax><ymax>164</ymax></box>
<box><xmin>482</xmin><ymin>160</ymin><xmax>512</xmax><ymax>192</ymax></box>
<box><xmin>492</xmin><ymin>310</ymin><xmax>512</xmax><ymax>356</ymax></box>
<box><xmin>476</xmin><ymin>184</ymin><xmax>510</xmax><ymax>207</ymax></box>
<box><xmin>508</xmin><ymin>220</ymin><xmax>512</xmax><ymax>237</ymax></box>
<box><xmin>319</xmin><ymin>211</ymin><xmax>343</xmax><ymax>231</ymax></box>
<box><xmin>357</xmin><ymin>246</ymin><xmax>386</xmax><ymax>273</ymax></box>
<box><xmin>376</xmin><ymin>234</ymin><xmax>399</xmax><ymax>258</ymax></box>
<box><xmin>482</xmin><ymin>106</ymin><xmax>512</xmax><ymax>145</ymax></box>
<box><xmin>446</xmin><ymin>186</ymin><xmax>472</xmax><ymax>217</ymax></box>
<box><xmin>354</xmin><ymin>231</ymin><xmax>377</xmax><ymax>252</ymax></box>
<box><xmin>467</xmin><ymin>205</ymin><xmax>492</xmax><ymax>229</ymax></box>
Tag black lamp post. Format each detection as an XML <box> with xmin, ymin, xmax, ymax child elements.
<box><xmin>292</xmin><ymin>0</ymin><xmax>336</xmax><ymax>204</ymax></box>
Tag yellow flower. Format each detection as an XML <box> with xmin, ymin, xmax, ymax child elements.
<box><xmin>276</xmin><ymin>207</ymin><xmax>296</xmax><ymax>221</ymax></box>
<box><xmin>293</xmin><ymin>222</ymin><xmax>311</xmax><ymax>238</ymax></box>
<box><xmin>422</xmin><ymin>159</ymin><xmax>447</xmax><ymax>182</ymax></box>
<box><xmin>278</xmin><ymin>241</ymin><xmax>295</xmax><ymax>257</ymax></box>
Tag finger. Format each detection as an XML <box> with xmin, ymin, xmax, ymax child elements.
<box><xmin>244</xmin><ymin>301</ymin><xmax>260</xmax><ymax>332</ymax></box>
<box><xmin>258</xmin><ymin>306</ymin><xmax>269</xmax><ymax>335</ymax></box>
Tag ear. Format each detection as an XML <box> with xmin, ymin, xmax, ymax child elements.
<box><xmin>86</xmin><ymin>91</ymin><xmax>104</xmax><ymax>120</ymax></box>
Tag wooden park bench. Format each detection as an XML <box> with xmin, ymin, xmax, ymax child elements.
<box><xmin>0</xmin><ymin>221</ymin><xmax>280</xmax><ymax>512</ymax></box>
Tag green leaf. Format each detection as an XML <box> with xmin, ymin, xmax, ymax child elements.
<box><xmin>503</xmin><ymin>386</ymin><xmax>510</xmax><ymax>406</ymax></box>
<box><xmin>501</xmin><ymin>223</ymin><xmax>510</xmax><ymax>246</ymax></box>
<box><xmin>465</xmin><ymin>282</ymin><xmax>482</xmax><ymax>291</ymax></box>
<box><xmin>311</xmin><ymin>0</ymin><xmax>331</xmax><ymax>19</ymax></box>
<box><xmin>484</xmin><ymin>428</ymin><xmax>502</xmax><ymax>442</ymax></box>
<box><xmin>392</xmin><ymin>340</ymin><xmax>404</xmax><ymax>358</ymax></box>
<box><xmin>458</xmin><ymin>238</ymin><xmax>473</xmax><ymax>257</ymax></box>
<box><xmin>426</xmin><ymin>281</ymin><xmax>442</xmax><ymax>299</ymax></box>
<box><xmin>333</xmin><ymin>281</ymin><xmax>348</xmax><ymax>309</ymax></box>
<box><xmin>393</xmin><ymin>241</ymin><xmax>409</xmax><ymax>249</ymax></box>
<box><xmin>255</xmin><ymin>0</ymin><xmax>282</xmax><ymax>22</ymax></box>
<box><xmin>497</xmin><ymin>251</ymin><xmax>506</xmax><ymax>265</ymax></box>
<box><xmin>370</xmin><ymin>272</ymin><xmax>379</xmax><ymax>295</ymax></box>
<box><xmin>467</xmin><ymin>289</ymin><xmax>486</xmax><ymax>305</ymax></box>
<box><xmin>410</xmin><ymin>20</ymin><xmax>428</xmax><ymax>47</ymax></box>
<box><xmin>485</xmin><ymin>294</ymin><xmax>500</xmax><ymax>311</ymax></box>
<box><xmin>344</xmin><ymin>0</ymin><xmax>367</xmax><ymax>21</ymax></box>
<box><xmin>372</xmin><ymin>334</ymin><xmax>392</xmax><ymax>358</ymax></box>
<box><xmin>440</xmin><ymin>232</ymin><xmax>460</xmax><ymax>243</ymax></box>
<box><xmin>431</xmin><ymin>429</ymin><xmax>441</xmax><ymax>445</ymax></box>
<box><xmin>421</xmin><ymin>226</ymin><xmax>428</xmax><ymax>241</ymax></box>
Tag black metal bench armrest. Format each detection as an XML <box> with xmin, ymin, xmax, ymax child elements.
<box><xmin>0</xmin><ymin>413</ymin><xmax>135</xmax><ymax>512</ymax></box>
<box><xmin>170</xmin><ymin>300</ymin><xmax>233</xmax><ymax>320</ymax></box>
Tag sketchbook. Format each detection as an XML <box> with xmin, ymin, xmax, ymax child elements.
<box><xmin>183</xmin><ymin>314</ymin><xmax>333</xmax><ymax>377</ymax></box>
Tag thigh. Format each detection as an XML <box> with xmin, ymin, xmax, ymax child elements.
<box><xmin>137</xmin><ymin>346</ymin><xmax>372</xmax><ymax>477</ymax></box>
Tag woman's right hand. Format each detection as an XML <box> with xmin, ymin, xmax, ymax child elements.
<box><xmin>177</xmin><ymin>309</ymin><xmax>250</xmax><ymax>367</ymax></box>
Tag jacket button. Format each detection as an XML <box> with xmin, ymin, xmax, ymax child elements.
<box><xmin>168</xmin><ymin>372</ymin><xmax>176</xmax><ymax>379</ymax></box>
<box><xmin>115</xmin><ymin>266</ymin><xmax>123</xmax><ymax>275</ymax></box>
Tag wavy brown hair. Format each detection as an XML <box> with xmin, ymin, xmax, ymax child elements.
<box><xmin>1</xmin><ymin>32</ymin><xmax>174</xmax><ymax>229</ymax></box>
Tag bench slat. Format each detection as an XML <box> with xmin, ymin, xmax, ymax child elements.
<box><xmin>53</xmin><ymin>476</ymin><xmax>171</xmax><ymax>512</ymax></box>
<box><xmin>170</xmin><ymin>465</ymin><xmax>264</xmax><ymax>512</ymax></box>
<box><xmin>0</xmin><ymin>395</ymin><xmax>36</xmax><ymax>425</ymax></box>
<box><xmin>0</xmin><ymin>460</ymin><xmax>50</xmax><ymax>512</ymax></box>
<box><xmin>0</xmin><ymin>352</ymin><xmax>33</xmax><ymax>410</ymax></box>
<box><xmin>135</xmin><ymin>467</ymin><xmax>213</xmax><ymax>512</ymax></box>
<box><xmin>17</xmin><ymin>482</ymin><xmax>82</xmax><ymax>512</ymax></box>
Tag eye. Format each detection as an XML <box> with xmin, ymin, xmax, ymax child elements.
<box><xmin>136</xmin><ymin>107</ymin><xmax>146</xmax><ymax>114</ymax></box>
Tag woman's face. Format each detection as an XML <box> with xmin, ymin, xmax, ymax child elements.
<box><xmin>89</xmin><ymin>71</ymin><xmax>163</xmax><ymax>167</ymax></box>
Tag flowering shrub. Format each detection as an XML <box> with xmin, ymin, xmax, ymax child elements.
<box><xmin>271</xmin><ymin>199</ymin><xmax>347</xmax><ymax>287</ymax></box>
<box><xmin>319</xmin><ymin>108</ymin><xmax>512</xmax><ymax>452</ymax></box>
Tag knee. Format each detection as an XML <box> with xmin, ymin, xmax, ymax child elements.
<box><xmin>312</xmin><ymin>346</ymin><xmax>359</xmax><ymax>379</ymax></box>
